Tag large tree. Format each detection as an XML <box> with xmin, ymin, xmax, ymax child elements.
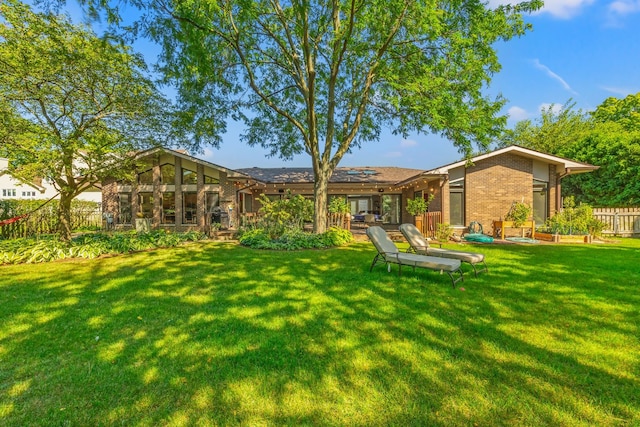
<box><xmin>0</xmin><ymin>0</ymin><xmax>181</xmax><ymax>241</ymax></box>
<box><xmin>79</xmin><ymin>0</ymin><xmax>541</xmax><ymax>233</ymax></box>
<box><xmin>495</xmin><ymin>100</ymin><xmax>591</xmax><ymax>155</ymax></box>
<box><xmin>561</xmin><ymin>93</ymin><xmax>640</xmax><ymax>206</ymax></box>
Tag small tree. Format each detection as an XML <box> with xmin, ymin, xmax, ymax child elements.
<box><xmin>0</xmin><ymin>0</ymin><xmax>182</xmax><ymax>241</ymax></box>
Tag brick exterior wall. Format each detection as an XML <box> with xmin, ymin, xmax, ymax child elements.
<box><xmin>465</xmin><ymin>153</ymin><xmax>533</xmax><ymax>235</ymax></box>
<box><xmin>102</xmin><ymin>178</ymin><xmax>119</xmax><ymax>220</ymax></box>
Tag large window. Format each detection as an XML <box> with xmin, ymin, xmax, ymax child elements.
<box><xmin>118</xmin><ymin>193</ymin><xmax>132</xmax><ymax>224</ymax></box>
<box><xmin>182</xmin><ymin>168</ymin><xmax>197</xmax><ymax>185</ymax></box>
<box><xmin>138</xmin><ymin>169</ymin><xmax>153</xmax><ymax>184</ymax></box>
<box><xmin>183</xmin><ymin>192</ymin><xmax>197</xmax><ymax>223</ymax></box>
<box><xmin>162</xmin><ymin>192</ymin><xmax>175</xmax><ymax>224</ymax></box>
<box><xmin>138</xmin><ymin>192</ymin><xmax>153</xmax><ymax>218</ymax></box>
<box><xmin>204</xmin><ymin>175</ymin><xmax>220</xmax><ymax>184</ymax></box>
<box><xmin>533</xmin><ymin>179</ymin><xmax>548</xmax><ymax>225</ymax></box>
<box><xmin>449</xmin><ymin>178</ymin><xmax>464</xmax><ymax>226</ymax></box>
<box><xmin>160</xmin><ymin>164</ymin><xmax>175</xmax><ymax>184</ymax></box>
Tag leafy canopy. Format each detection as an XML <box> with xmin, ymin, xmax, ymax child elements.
<box><xmin>73</xmin><ymin>0</ymin><xmax>542</xmax><ymax>231</ymax></box>
<box><xmin>0</xmin><ymin>0</ymin><xmax>183</xmax><ymax>240</ymax></box>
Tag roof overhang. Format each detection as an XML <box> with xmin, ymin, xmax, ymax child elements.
<box><xmin>397</xmin><ymin>145</ymin><xmax>598</xmax><ymax>186</ymax></box>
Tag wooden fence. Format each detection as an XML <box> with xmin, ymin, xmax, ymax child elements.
<box><xmin>0</xmin><ymin>209</ymin><xmax>102</xmax><ymax>240</ymax></box>
<box><xmin>593</xmin><ymin>208</ymin><xmax>640</xmax><ymax>236</ymax></box>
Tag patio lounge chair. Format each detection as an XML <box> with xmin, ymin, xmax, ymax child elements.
<box><xmin>399</xmin><ymin>223</ymin><xmax>488</xmax><ymax>277</ymax></box>
<box><xmin>366</xmin><ymin>226</ymin><xmax>464</xmax><ymax>288</ymax></box>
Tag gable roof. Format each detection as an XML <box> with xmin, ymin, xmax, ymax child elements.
<box><xmin>428</xmin><ymin>145</ymin><xmax>598</xmax><ymax>175</ymax></box>
<box><xmin>135</xmin><ymin>147</ymin><xmax>253</xmax><ymax>180</ymax></box>
<box><xmin>395</xmin><ymin>145</ymin><xmax>599</xmax><ymax>186</ymax></box>
<box><xmin>237</xmin><ymin>166</ymin><xmax>424</xmax><ymax>185</ymax></box>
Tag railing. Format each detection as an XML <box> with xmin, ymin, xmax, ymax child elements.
<box><xmin>593</xmin><ymin>208</ymin><xmax>640</xmax><ymax>236</ymax></box>
<box><xmin>416</xmin><ymin>211</ymin><xmax>442</xmax><ymax>239</ymax></box>
<box><xmin>0</xmin><ymin>209</ymin><xmax>102</xmax><ymax>240</ymax></box>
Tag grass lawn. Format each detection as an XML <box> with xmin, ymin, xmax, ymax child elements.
<box><xmin>1</xmin><ymin>238</ymin><xmax>639</xmax><ymax>426</ymax></box>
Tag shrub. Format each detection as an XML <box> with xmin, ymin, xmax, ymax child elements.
<box><xmin>256</xmin><ymin>192</ymin><xmax>313</xmax><ymax>237</ymax></box>
<box><xmin>239</xmin><ymin>227</ymin><xmax>353</xmax><ymax>250</ymax></box>
<box><xmin>0</xmin><ymin>230</ymin><xmax>207</xmax><ymax>264</ymax></box>
<box><xmin>541</xmin><ymin>197</ymin><xmax>606</xmax><ymax>236</ymax></box>
<box><xmin>436</xmin><ymin>223</ymin><xmax>454</xmax><ymax>241</ymax></box>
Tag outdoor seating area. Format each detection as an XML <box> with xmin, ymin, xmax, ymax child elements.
<box><xmin>366</xmin><ymin>225</ymin><xmax>464</xmax><ymax>287</ymax></box>
<box><xmin>399</xmin><ymin>223</ymin><xmax>488</xmax><ymax>276</ymax></box>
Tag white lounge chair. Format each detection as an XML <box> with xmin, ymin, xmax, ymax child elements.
<box><xmin>366</xmin><ymin>226</ymin><xmax>463</xmax><ymax>288</ymax></box>
<box><xmin>399</xmin><ymin>223</ymin><xmax>488</xmax><ymax>277</ymax></box>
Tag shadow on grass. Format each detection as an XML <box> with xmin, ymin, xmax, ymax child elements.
<box><xmin>1</xmin><ymin>240</ymin><xmax>639</xmax><ymax>425</ymax></box>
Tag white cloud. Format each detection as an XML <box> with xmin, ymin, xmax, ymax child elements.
<box><xmin>606</xmin><ymin>0</ymin><xmax>640</xmax><ymax>26</ymax></box>
<box><xmin>600</xmin><ymin>85</ymin><xmax>636</xmax><ymax>96</ymax></box>
<box><xmin>486</xmin><ymin>0</ymin><xmax>594</xmax><ymax>18</ymax></box>
<box><xmin>532</xmin><ymin>59</ymin><xmax>578</xmax><ymax>95</ymax></box>
<box><xmin>507</xmin><ymin>106</ymin><xmax>530</xmax><ymax>121</ymax></box>
<box><xmin>609</xmin><ymin>0</ymin><xmax>640</xmax><ymax>14</ymax></box>
<box><xmin>400</xmin><ymin>139</ymin><xmax>418</xmax><ymax>148</ymax></box>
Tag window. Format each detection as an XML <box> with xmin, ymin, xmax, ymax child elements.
<box><xmin>160</xmin><ymin>164</ymin><xmax>175</xmax><ymax>184</ymax></box>
<box><xmin>449</xmin><ymin>178</ymin><xmax>464</xmax><ymax>226</ymax></box>
<box><xmin>381</xmin><ymin>195</ymin><xmax>401</xmax><ymax>224</ymax></box>
<box><xmin>183</xmin><ymin>192</ymin><xmax>197</xmax><ymax>223</ymax></box>
<box><xmin>182</xmin><ymin>168</ymin><xmax>198</xmax><ymax>185</ymax></box>
<box><xmin>204</xmin><ymin>175</ymin><xmax>220</xmax><ymax>184</ymax></box>
<box><xmin>533</xmin><ymin>179</ymin><xmax>548</xmax><ymax>225</ymax></box>
<box><xmin>138</xmin><ymin>169</ymin><xmax>153</xmax><ymax>184</ymax></box>
<box><xmin>162</xmin><ymin>192</ymin><xmax>175</xmax><ymax>224</ymax></box>
<box><xmin>138</xmin><ymin>192</ymin><xmax>153</xmax><ymax>218</ymax></box>
<box><xmin>118</xmin><ymin>193</ymin><xmax>132</xmax><ymax>224</ymax></box>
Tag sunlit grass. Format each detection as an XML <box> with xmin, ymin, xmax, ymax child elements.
<box><xmin>1</xmin><ymin>239</ymin><xmax>639</xmax><ymax>425</ymax></box>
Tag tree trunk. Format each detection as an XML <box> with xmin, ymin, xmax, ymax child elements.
<box><xmin>57</xmin><ymin>192</ymin><xmax>73</xmax><ymax>242</ymax></box>
<box><xmin>313</xmin><ymin>168</ymin><xmax>331</xmax><ymax>234</ymax></box>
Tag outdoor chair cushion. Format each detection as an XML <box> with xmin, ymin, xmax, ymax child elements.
<box><xmin>366</xmin><ymin>226</ymin><xmax>463</xmax><ymax>287</ymax></box>
<box><xmin>399</xmin><ymin>223</ymin><xmax>488</xmax><ymax>276</ymax></box>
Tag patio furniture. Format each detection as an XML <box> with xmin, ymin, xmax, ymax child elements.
<box><xmin>366</xmin><ymin>226</ymin><xmax>464</xmax><ymax>288</ymax></box>
<box><xmin>399</xmin><ymin>223</ymin><xmax>488</xmax><ymax>277</ymax></box>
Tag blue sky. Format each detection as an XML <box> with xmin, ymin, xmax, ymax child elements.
<box><xmin>63</xmin><ymin>0</ymin><xmax>640</xmax><ymax>170</ymax></box>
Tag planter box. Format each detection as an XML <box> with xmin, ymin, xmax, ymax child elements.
<box><xmin>536</xmin><ymin>232</ymin><xmax>592</xmax><ymax>243</ymax></box>
<box><xmin>492</xmin><ymin>220</ymin><xmax>535</xmax><ymax>240</ymax></box>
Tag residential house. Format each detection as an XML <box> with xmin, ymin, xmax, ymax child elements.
<box><xmin>0</xmin><ymin>157</ymin><xmax>101</xmax><ymax>203</ymax></box>
<box><xmin>101</xmin><ymin>145</ymin><xmax>598</xmax><ymax>237</ymax></box>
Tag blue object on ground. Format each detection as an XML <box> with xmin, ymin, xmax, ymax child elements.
<box><xmin>464</xmin><ymin>233</ymin><xmax>494</xmax><ymax>243</ymax></box>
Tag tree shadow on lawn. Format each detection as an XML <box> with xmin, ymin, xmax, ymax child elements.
<box><xmin>1</xmin><ymin>241</ymin><xmax>638</xmax><ymax>425</ymax></box>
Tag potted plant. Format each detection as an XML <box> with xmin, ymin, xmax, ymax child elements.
<box><xmin>505</xmin><ymin>201</ymin><xmax>532</xmax><ymax>227</ymax></box>
<box><xmin>406</xmin><ymin>194</ymin><xmax>434</xmax><ymax>231</ymax></box>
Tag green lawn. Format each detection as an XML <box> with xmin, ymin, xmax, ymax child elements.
<box><xmin>1</xmin><ymin>238</ymin><xmax>639</xmax><ymax>426</ymax></box>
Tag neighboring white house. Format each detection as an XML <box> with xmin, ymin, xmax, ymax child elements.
<box><xmin>0</xmin><ymin>157</ymin><xmax>102</xmax><ymax>204</ymax></box>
